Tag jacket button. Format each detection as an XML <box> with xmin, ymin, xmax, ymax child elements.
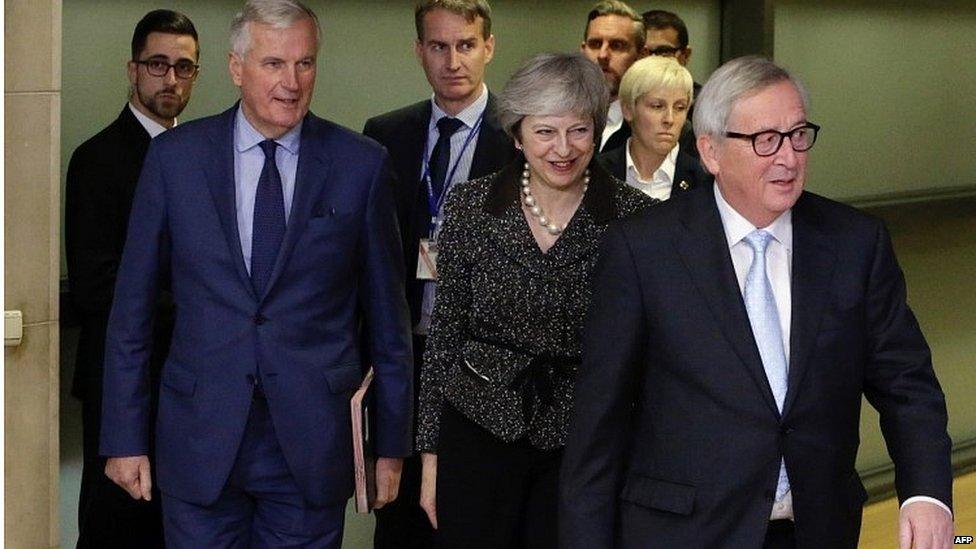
<box><xmin>254</xmin><ymin>314</ymin><xmax>266</xmax><ymax>325</ymax></box>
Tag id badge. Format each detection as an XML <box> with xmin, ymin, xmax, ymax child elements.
<box><xmin>416</xmin><ymin>238</ymin><xmax>439</xmax><ymax>280</ymax></box>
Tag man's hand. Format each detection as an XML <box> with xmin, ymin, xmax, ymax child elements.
<box><xmin>899</xmin><ymin>500</ymin><xmax>953</xmax><ymax>549</ymax></box>
<box><xmin>419</xmin><ymin>452</ymin><xmax>437</xmax><ymax>529</ymax></box>
<box><xmin>105</xmin><ymin>455</ymin><xmax>152</xmax><ymax>501</ymax></box>
<box><xmin>373</xmin><ymin>457</ymin><xmax>404</xmax><ymax>509</ymax></box>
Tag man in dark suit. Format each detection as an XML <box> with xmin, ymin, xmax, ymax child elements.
<box><xmin>64</xmin><ymin>9</ymin><xmax>199</xmax><ymax>547</ymax></box>
<box><xmin>579</xmin><ymin>0</ymin><xmax>645</xmax><ymax>152</ymax></box>
<box><xmin>642</xmin><ymin>9</ymin><xmax>702</xmax><ymax>159</ymax></box>
<box><xmin>100</xmin><ymin>2</ymin><xmax>412</xmax><ymax>546</ymax></box>
<box><xmin>362</xmin><ymin>1</ymin><xmax>514</xmax><ymax>546</ymax></box>
<box><xmin>561</xmin><ymin>56</ymin><xmax>953</xmax><ymax>549</ymax></box>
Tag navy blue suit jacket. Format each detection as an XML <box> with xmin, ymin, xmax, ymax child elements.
<box><xmin>560</xmin><ymin>185</ymin><xmax>951</xmax><ymax>548</ymax></box>
<box><xmin>101</xmin><ymin>105</ymin><xmax>414</xmax><ymax>507</ymax></box>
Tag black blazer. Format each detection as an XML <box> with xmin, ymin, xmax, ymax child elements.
<box><xmin>602</xmin><ymin>120</ymin><xmax>631</xmax><ymax>152</ymax></box>
<box><xmin>65</xmin><ymin>106</ymin><xmax>173</xmax><ymax>401</ymax></box>
<box><xmin>363</xmin><ymin>94</ymin><xmax>516</xmax><ymax>324</ymax></box>
<box><xmin>597</xmin><ymin>143</ymin><xmax>713</xmax><ymax>198</ymax></box>
<box><xmin>560</xmin><ymin>184</ymin><xmax>952</xmax><ymax>548</ymax></box>
<box><xmin>416</xmin><ymin>157</ymin><xmax>655</xmax><ymax>453</ymax></box>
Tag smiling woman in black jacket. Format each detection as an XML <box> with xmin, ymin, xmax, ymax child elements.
<box><xmin>415</xmin><ymin>52</ymin><xmax>656</xmax><ymax>549</ymax></box>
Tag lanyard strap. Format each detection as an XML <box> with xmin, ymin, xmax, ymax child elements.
<box><xmin>421</xmin><ymin>111</ymin><xmax>485</xmax><ymax>235</ymax></box>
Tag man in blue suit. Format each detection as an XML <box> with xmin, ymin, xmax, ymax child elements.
<box><xmin>100</xmin><ymin>1</ymin><xmax>413</xmax><ymax>546</ymax></box>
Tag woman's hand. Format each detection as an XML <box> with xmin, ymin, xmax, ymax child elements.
<box><xmin>420</xmin><ymin>452</ymin><xmax>438</xmax><ymax>529</ymax></box>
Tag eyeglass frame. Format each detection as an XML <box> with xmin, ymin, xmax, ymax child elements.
<box><xmin>646</xmin><ymin>45</ymin><xmax>685</xmax><ymax>57</ymax></box>
<box><xmin>132</xmin><ymin>57</ymin><xmax>200</xmax><ymax>80</ymax></box>
<box><xmin>723</xmin><ymin>122</ymin><xmax>821</xmax><ymax>157</ymax></box>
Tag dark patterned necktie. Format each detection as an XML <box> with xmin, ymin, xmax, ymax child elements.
<box><xmin>250</xmin><ymin>139</ymin><xmax>285</xmax><ymax>295</ymax></box>
<box><xmin>429</xmin><ymin>117</ymin><xmax>465</xmax><ymax>203</ymax></box>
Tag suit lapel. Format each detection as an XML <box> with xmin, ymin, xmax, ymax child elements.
<box><xmin>673</xmin><ymin>189</ymin><xmax>781</xmax><ymax>417</ymax></box>
<box><xmin>783</xmin><ymin>195</ymin><xmax>836</xmax><ymax>416</ymax></box>
<box><xmin>671</xmin><ymin>151</ymin><xmax>697</xmax><ymax>195</ymax></box>
<box><xmin>468</xmin><ymin>94</ymin><xmax>514</xmax><ymax>179</ymax></box>
<box><xmin>262</xmin><ymin>114</ymin><xmax>333</xmax><ymax>299</ymax></box>
<box><xmin>204</xmin><ymin>106</ymin><xmax>256</xmax><ymax>301</ymax></box>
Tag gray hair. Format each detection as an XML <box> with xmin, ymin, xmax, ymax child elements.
<box><xmin>230</xmin><ymin>0</ymin><xmax>321</xmax><ymax>58</ymax></box>
<box><xmin>693</xmin><ymin>55</ymin><xmax>810</xmax><ymax>139</ymax></box>
<box><xmin>497</xmin><ymin>52</ymin><xmax>609</xmax><ymax>144</ymax></box>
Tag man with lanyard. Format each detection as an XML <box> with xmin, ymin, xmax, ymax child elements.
<box><xmin>363</xmin><ymin>0</ymin><xmax>514</xmax><ymax>546</ymax></box>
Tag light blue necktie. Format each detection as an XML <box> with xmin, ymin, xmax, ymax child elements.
<box><xmin>743</xmin><ymin>229</ymin><xmax>791</xmax><ymax>501</ymax></box>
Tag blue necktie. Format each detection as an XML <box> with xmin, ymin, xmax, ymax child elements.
<box><xmin>251</xmin><ymin>139</ymin><xmax>285</xmax><ymax>296</ymax></box>
<box><xmin>429</xmin><ymin>117</ymin><xmax>464</xmax><ymax>204</ymax></box>
<box><xmin>743</xmin><ymin>229</ymin><xmax>791</xmax><ymax>501</ymax></box>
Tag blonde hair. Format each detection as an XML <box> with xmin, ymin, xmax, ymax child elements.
<box><xmin>619</xmin><ymin>56</ymin><xmax>693</xmax><ymax>112</ymax></box>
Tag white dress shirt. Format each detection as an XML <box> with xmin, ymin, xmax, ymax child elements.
<box><xmin>625</xmin><ymin>138</ymin><xmax>678</xmax><ymax>201</ymax></box>
<box><xmin>129</xmin><ymin>102</ymin><xmax>172</xmax><ymax>138</ymax></box>
<box><xmin>713</xmin><ymin>185</ymin><xmax>951</xmax><ymax>520</ymax></box>
<box><xmin>600</xmin><ymin>99</ymin><xmax>624</xmax><ymax>150</ymax></box>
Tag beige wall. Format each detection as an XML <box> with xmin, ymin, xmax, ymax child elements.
<box><xmin>4</xmin><ymin>0</ymin><xmax>63</xmax><ymax>547</ymax></box>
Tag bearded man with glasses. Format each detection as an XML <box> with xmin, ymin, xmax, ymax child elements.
<box><xmin>65</xmin><ymin>10</ymin><xmax>199</xmax><ymax>547</ymax></box>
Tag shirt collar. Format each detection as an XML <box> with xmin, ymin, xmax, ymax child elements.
<box><xmin>714</xmin><ymin>183</ymin><xmax>793</xmax><ymax>252</ymax></box>
<box><xmin>128</xmin><ymin>102</ymin><xmax>171</xmax><ymax>138</ymax></box>
<box><xmin>624</xmin><ymin>138</ymin><xmax>678</xmax><ymax>184</ymax></box>
<box><xmin>430</xmin><ymin>84</ymin><xmax>488</xmax><ymax>130</ymax></box>
<box><xmin>606</xmin><ymin>99</ymin><xmax>623</xmax><ymax>126</ymax></box>
<box><xmin>234</xmin><ymin>103</ymin><xmax>303</xmax><ymax>155</ymax></box>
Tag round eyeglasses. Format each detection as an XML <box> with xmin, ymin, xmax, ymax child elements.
<box><xmin>724</xmin><ymin>123</ymin><xmax>820</xmax><ymax>156</ymax></box>
<box><xmin>133</xmin><ymin>58</ymin><xmax>199</xmax><ymax>80</ymax></box>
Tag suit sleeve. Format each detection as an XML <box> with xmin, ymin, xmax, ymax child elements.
<box><xmin>559</xmin><ymin>221</ymin><xmax>646</xmax><ymax>549</ymax></box>
<box><xmin>360</xmin><ymin>152</ymin><xmax>414</xmax><ymax>458</ymax></box>
<box><xmin>65</xmin><ymin>146</ymin><xmax>127</xmax><ymax>316</ymax></box>
<box><xmin>415</xmin><ymin>187</ymin><xmax>472</xmax><ymax>453</ymax></box>
<box><xmin>99</xmin><ymin>143</ymin><xmax>168</xmax><ymax>457</ymax></box>
<box><xmin>862</xmin><ymin>221</ymin><xmax>952</xmax><ymax>508</ymax></box>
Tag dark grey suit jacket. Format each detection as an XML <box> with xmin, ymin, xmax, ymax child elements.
<box><xmin>363</xmin><ymin>95</ymin><xmax>516</xmax><ymax>325</ymax></box>
<box><xmin>560</xmin><ymin>184</ymin><xmax>951</xmax><ymax>548</ymax></box>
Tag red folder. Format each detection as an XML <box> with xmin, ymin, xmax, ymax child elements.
<box><xmin>351</xmin><ymin>367</ymin><xmax>376</xmax><ymax>513</ymax></box>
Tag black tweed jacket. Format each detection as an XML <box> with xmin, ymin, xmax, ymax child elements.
<box><xmin>416</xmin><ymin>156</ymin><xmax>656</xmax><ymax>452</ymax></box>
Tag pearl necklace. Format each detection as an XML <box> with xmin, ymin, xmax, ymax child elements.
<box><xmin>520</xmin><ymin>162</ymin><xmax>590</xmax><ymax>236</ymax></box>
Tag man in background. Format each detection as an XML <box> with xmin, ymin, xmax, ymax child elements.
<box><xmin>643</xmin><ymin>9</ymin><xmax>701</xmax><ymax>157</ymax></box>
<box><xmin>580</xmin><ymin>0</ymin><xmax>645</xmax><ymax>151</ymax></box>
<box><xmin>363</xmin><ymin>1</ymin><xmax>514</xmax><ymax>546</ymax></box>
<box><xmin>65</xmin><ymin>9</ymin><xmax>199</xmax><ymax>547</ymax></box>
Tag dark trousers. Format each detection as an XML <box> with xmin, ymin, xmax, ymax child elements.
<box><xmin>763</xmin><ymin>520</ymin><xmax>796</xmax><ymax>549</ymax></box>
<box><xmin>434</xmin><ymin>404</ymin><xmax>561</xmax><ymax>549</ymax></box>
<box><xmin>374</xmin><ymin>335</ymin><xmax>434</xmax><ymax>549</ymax></box>
<box><xmin>161</xmin><ymin>396</ymin><xmax>345</xmax><ymax>548</ymax></box>
<box><xmin>77</xmin><ymin>377</ymin><xmax>164</xmax><ymax>549</ymax></box>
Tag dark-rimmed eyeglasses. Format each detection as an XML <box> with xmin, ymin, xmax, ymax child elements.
<box><xmin>133</xmin><ymin>58</ymin><xmax>199</xmax><ymax>80</ymax></box>
<box><xmin>647</xmin><ymin>45</ymin><xmax>684</xmax><ymax>57</ymax></box>
<box><xmin>724</xmin><ymin>123</ymin><xmax>820</xmax><ymax>156</ymax></box>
